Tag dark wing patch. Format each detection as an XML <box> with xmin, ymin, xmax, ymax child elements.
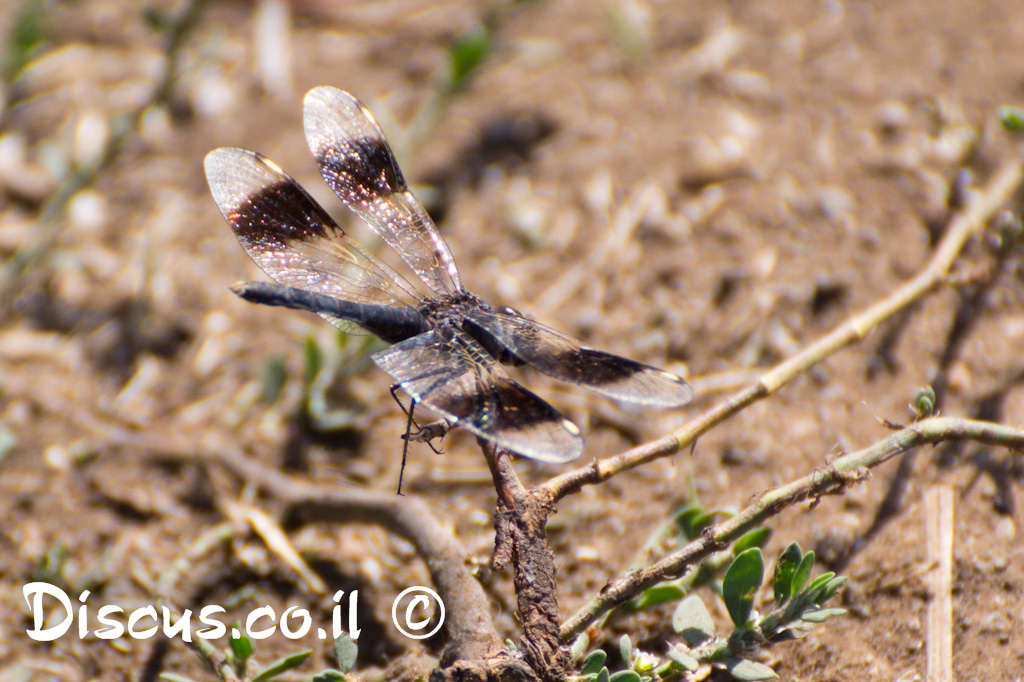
<box><xmin>372</xmin><ymin>328</ymin><xmax>583</xmax><ymax>463</ymax></box>
<box><xmin>465</xmin><ymin>310</ymin><xmax>694</xmax><ymax>407</ymax></box>
<box><xmin>204</xmin><ymin>147</ymin><xmax>424</xmax><ymax>332</ymax></box>
<box><xmin>303</xmin><ymin>86</ymin><xmax>463</xmax><ymax>297</ymax></box>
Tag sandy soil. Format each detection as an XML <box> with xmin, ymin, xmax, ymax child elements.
<box><xmin>1</xmin><ymin>0</ymin><xmax>1022</xmax><ymax>680</ymax></box>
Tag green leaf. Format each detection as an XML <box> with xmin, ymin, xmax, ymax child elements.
<box><xmin>303</xmin><ymin>336</ymin><xmax>323</xmax><ymax>384</ymax></box>
<box><xmin>725</xmin><ymin>658</ymin><xmax>779</xmax><ymax>680</ymax></box>
<box><xmin>633</xmin><ymin>583</ymin><xmax>685</xmax><ymax>610</ymax></box>
<box><xmin>261</xmin><ymin>354</ymin><xmax>287</xmax><ymax>404</ymax></box>
<box><xmin>819</xmin><ymin>576</ymin><xmax>847</xmax><ymax>603</ymax></box>
<box><xmin>1000</xmin><ymin>106</ymin><xmax>1024</xmax><ymax>134</ymax></box>
<box><xmin>447</xmin><ymin>27</ymin><xmax>491</xmax><ymax>92</ymax></box>
<box><xmin>800</xmin><ymin>607</ymin><xmax>847</xmax><ymax>623</ymax></box>
<box><xmin>722</xmin><ymin>548</ymin><xmax>764</xmax><ymax>627</ymax></box>
<box><xmin>576</xmin><ymin>675</ymin><xmax>598</xmax><ymax>682</ymax></box>
<box><xmin>772</xmin><ymin>542</ymin><xmax>802</xmax><ymax>605</ymax></box>
<box><xmin>802</xmin><ymin>569</ymin><xmax>835</xmax><ymax>593</ymax></box>
<box><xmin>803</xmin><ymin>571</ymin><xmax>839</xmax><ymax>606</ymax></box>
<box><xmin>666</xmin><ymin>648</ymin><xmax>699</xmax><ymax>672</ymax></box>
<box><xmin>774</xmin><ymin>618</ymin><xmax>820</xmax><ymax>641</ymax></box>
<box><xmin>619</xmin><ymin>635</ymin><xmax>632</xmax><ymax>667</ymax></box>
<box><xmin>609</xmin><ymin>671</ymin><xmax>641</xmax><ymax>682</ymax></box>
<box><xmin>597</xmin><ymin>666</ymin><xmax>610</xmax><ymax>682</ymax></box>
<box><xmin>689</xmin><ymin>510</ymin><xmax>721</xmax><ymax>536</ymax></box>
<box><xmin>910</xmin><ymin>385</ymin><xmax>936</xmax><ymax>417</ymax></box>
<box><xmin>732</xmin><ymin>527</ymin><xmax>772</xmax><ymax>556</ymax></box>
<box><xmin>334</xmin><ymin>633</ymin><xmax>358</xmax><ymax>673</ymax></box>
<box><xmin>580</xmin><ymin>650</ymin><xmax>607</xmax><ymax>675</ymax></box>
<box><xmin>768</xmin><ymin>628</ymin><xmax>798</xmax><ymax>643</ymax></box>
<box><xmin>806</xmin><ymin>571</ymin><xmax>835</xmax><ymax>592</ymax></box>
<box><xmin>228</xmin><ymin>628</ymin><xmax>253</xmax><ymax>666</ymax></box>
<box><xmin>791</xmin><ymin>551</ymin><xmax>815</xmax><ymax>596</ymax></box>
<box><xmin>672</xmin><ymin>505</ymin><xmax>703</xmax><ymax>538</ymax></box>
<box><xmin>312</xmin><ymin>671</ymin><xmax>346</xmax><ymax>682</ymax></box>
<box><xmin>672</xmin><ymin>595</ymin><xmax>715</xmax><ymax>645</ymax></box>
<box><xmin>5</xmin><ymin>0</ymin><xmax>49</xmax><ymax>78</ymax></box>
<box><xmin>251</xmin><ymin>649</ymin><xmax>313</xmax><ymax>682</ymax></box>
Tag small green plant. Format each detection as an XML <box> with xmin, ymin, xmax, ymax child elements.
<box><xmin>303</xmin><ymin>331</ymin><xmax>380</xmax><ymax>431</ymax></box>
<box><xmin>260</xmin><ymin>354</ymin><xmax>287</xmax><ymax>405</ymax></box>
<box><xmin>3</xmin><ymin>0</ymin><xmax>50</xmax><ymax>80</ymax></box>
<box><xmin>909</xmin><ymin>385</ymin><xmax>937</xmax><ymax>419</ymax></box>
<box><xmin>310</xmin><ymin>633</ymin><xmax>359</xmax><ymax>682</ymax></box>
<box><xmin>999</xmin><ymin>105</ymin><xmax>1024</xmax><ymax>134</ymax></box>
<box><xmin>161</xmin><ymin>623</ymin><xmax>314</xmax><ymax>682</ymax></box>
<box><xmin>574</xmin><ymin>543</ymin><xmax>846</xmax><ymax>682</ymax></box>
<box><xmin>614</xmin><ymin>502</ymin><xmax>772</xmax><ymax>619</ymax></box>
<box><xmin>445</xmin><ymin>26</ymin><xmax>492</xmax><ymax>95</ymax></box>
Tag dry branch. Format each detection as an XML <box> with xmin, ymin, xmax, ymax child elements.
<box><xmin>129</xmin><ymin>437</ymin><xmax>504</xmax><ymax>664</ymax></box>
<box><xmin>482</xmin><ymin>442</ymin><xmax>566</xmax><ymax>682</ymax></box>
<box><xmin>214</xmin><ymin>446</ymin><xmax>505</xmax><ymax>664</ymax></box>
<box><xmin>559</xmin><ymin>417</ymin><xmax>1024</xmax><ymax>640</ymax></box>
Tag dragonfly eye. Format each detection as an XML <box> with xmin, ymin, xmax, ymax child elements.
<box><xmin>500</xmin><ymin>306</ymin><xmax>523</xmax><ymax>318</ymax></box>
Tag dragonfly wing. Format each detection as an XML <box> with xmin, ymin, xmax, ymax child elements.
<box><xmin>373</xmin><ymin>328</ymin><xmax>583</xmax><ymax>463</ymax></box>
<box><xmin>466</xmin><ymin>310</ymin><xmax>693</xmax><ymax>407</ymax></box>
<box><xmin>303</xmin><ymin>86</ymin><xmax>463</xmax><ymax>297</ymax></box>
<box><xmin>205</xmin><ymin>147</ymin><xmax>423</xmax><ymax>333</ymax></box>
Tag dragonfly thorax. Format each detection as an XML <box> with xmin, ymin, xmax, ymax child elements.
<box><xmin>415</xmin><ymin>291</ymin><xmax>526</xmax><ymax>367</ymax></box>
<box><xmin>416</xmin><ymin>290</ymin><xmax>491</xmax><ymax>326</ymax></box>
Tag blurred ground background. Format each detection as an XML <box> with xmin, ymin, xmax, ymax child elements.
<box><xmin>1</xmin><ymin>0</ymin><xmax>1023</xmax><ymax>680</ymax></box>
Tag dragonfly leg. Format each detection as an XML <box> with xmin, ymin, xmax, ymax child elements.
<box><xmin>389</xmin><ymin>383</ymin><xmax>413</xmax><ymax>495</ymax></box>
<box><xmin>390</xmin><ymin>384</ymin><xmax>451</xmax><ymax>454</ymax></box>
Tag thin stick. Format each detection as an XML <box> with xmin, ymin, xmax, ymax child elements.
<box><xmin>559</xmin><ymin>417</ymin><xmax>1024</xmax><ymax>641</ymax></box>
<box><xmin>541</xmin><ymin>157</ymin><xmax>1024</xmax><ymax>504</ymax></box>
<box><xmin>129</xmin><ymin>435</ymin><xmax>505</xmax><ymax>664</ymax></box>
<box><xmin>925</xmin><ymin>485</ymin><xmax>954</xmax><ymax>682</ymax></box>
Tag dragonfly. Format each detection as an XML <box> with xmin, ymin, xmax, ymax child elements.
<box><xmin>204</xmin><ymin>86</ymin><xmax>693</xmax><ymax>479</ymax></box>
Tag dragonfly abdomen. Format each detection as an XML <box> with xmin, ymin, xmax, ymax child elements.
<box><xmin>230</xmin><ymin>281</ymin><xmax>429</xmax><ymax>343</ymax></box>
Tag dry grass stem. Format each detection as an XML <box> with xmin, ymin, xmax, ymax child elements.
<box><xmin>925</xmin><ymin>485</ymin><xmax>954</xmax><ymax>682</ymax></box>
<box><xmin>559</xmin><ymin>416</ymin><xmax>1024</xmax><ymax>640</ymax></box>
<box><xmin>227</xmin><ymin>501</ymin><xmax>328</xmax><ymax>595</ymax></box>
